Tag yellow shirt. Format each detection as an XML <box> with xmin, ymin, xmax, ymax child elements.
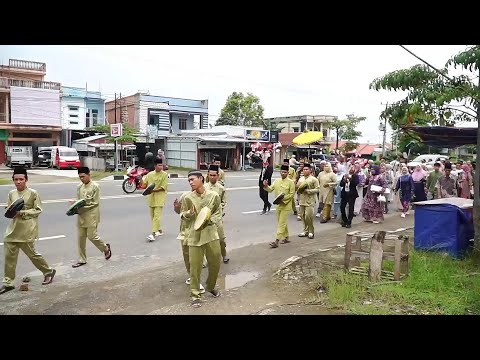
<box><xmin>77</xmin><ymin>181</ymin><xmax>101</xmax><ymax>228</ymax></box>
<box><xmin>181</xmin><ymin>189</ymin><xmax>221</xmax><ymax>247</ymax></box>
<box><xmin>4</xmin><ymin>188</ymin><xmax>42</xmax><ymax>243</ymax></box>
<box><xmin>176</xmin><ymin>191</ymin><xmax>192</xmax><ymax>244</ymax></box>
<box><xmin>298</xmin><ymin>175</ymin><xmax>320</xmax><ymax>206</ymax></box>
<box><xmin>205</xmin><ymin>181</ymin><xmax>226</xmax><ymax>212</ymax></box>
<box><xmin>265</xmin><ymin>177</ymin><xmax>295</xmax><ymax>211</ymax></box>
<box><xmin>143</xmin><ymin>170</ymin><xmax>169</xmax><ymax>207</ymax></box>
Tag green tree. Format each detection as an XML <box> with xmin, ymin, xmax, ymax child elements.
<box><xmin>87</xmin><ymin>123</ymin><xmax>137</xmax><ymax>143</ymax></box>
<box><xmin>215</xmin><ymin>92</ymin><xmax>265</xmax><ymax>127</ymax></box>
<box><xmin>369</xmin><ymin>45</ymin><xmax>480</xmax><ymax>260</ymax></box>
<box><xmin>328</xmin><ymin>114</ymin><xmax>366</xmax><ymax>151</ymax></box>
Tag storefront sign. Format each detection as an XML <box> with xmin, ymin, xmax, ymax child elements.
<box><xmin>245</xmin><ymin>129</ymin><xmax>270</xmax><ymax>141</ymax></box>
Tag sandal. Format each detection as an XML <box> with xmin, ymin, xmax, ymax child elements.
<box><xmin>223</xmin><ymin>257</ymin><xmax>230</xmax><ymax>264</ymax></box>
<box><xmin>280</xmin><ymin>238</ymin><xmax>291</xmax><ymax>244</ymax></box>
<box><xmin>42</xmin><ymin>269</ymin><xmax>56</xmax><ymax>285</ymax></box>
<box><xmin>104</xmin><ymin>244</ymin><xmax>112</xmax><ymax>260</ymax></box>
<box><xmin>0</xmin><ymin>285</ymin><xmax>15</xmax><ymax>295</ymax></box>
<box><xmin>72</xmin><ymin>262</ymin><xmax>86</xmax><ymax>268</ymax></box>
<box><xmin>191</xmin><ymin>299</ymin><xmax>202</xmax><ymax>308</ymax></box>
<box><xmin>269</xmin><ymin>240</ymin><xmax>279</xmax><ymax>248</ymax></box>
<box><xmin>210</xmin><ymin>289</ymin><xmax>221</xmax><ymax>298</ymax></box>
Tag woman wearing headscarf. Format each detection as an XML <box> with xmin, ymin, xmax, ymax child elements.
<box><xmin>395</xmin><ymin>166</ymin><xmax>415</xmax><ymax>218</ymax></box>
<box><xmin>317</xmin><ymin>162</ymin><xmax>337</xmax><ymax>223</ymax></box>
<box><xmin>353</xmin><ymin>163</ymin><xmax>365</xmax><ymax>216</ymax></box>
<box><xmin>458</xmin><ymin>164</ymin><xmax>473</xmax><ymax>199</ymax></box>
<box><xmin>380</xmin><ymin>164</ymin><xmax>393</xmax><ymax>214</ymax></box>
<box><xmin>411</xmin><ymin>164</ymin><xmax>427</xmax><ymax>202</ymax></box>
<box><xmin>361</xmin><ymin>165</ymin><xmax>387</xmax><ymax>224</ymax></box>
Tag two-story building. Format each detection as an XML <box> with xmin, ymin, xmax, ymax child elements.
<box><xmin>264</xmin><ymin>114</ymin><xmax>337</xmax><ymax>138</ymax></box>
<box><xmin>61</xmin><ymin>86</ymin><xmax>106</xmax><ymax>146</ymax></box>
<box><xmin>0</xmin><ymin>59</ymin><xmax>62</xmax><ymax>164</ymax></box>
<box><xmin>105</xmin><ymin>92</ymin><xmax>208</xmax><ymax>164</ymax></box>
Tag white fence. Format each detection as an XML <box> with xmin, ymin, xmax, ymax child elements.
<box><xmin>80</xmin><ymin>156</ymin><xmax>106</xmax><ymax>171</ymax></box>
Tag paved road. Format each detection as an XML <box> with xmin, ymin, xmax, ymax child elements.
<box><xmin>0</xmin><ymin>172</ymin><xmax>298</xmax><ymax>285</ymax></box>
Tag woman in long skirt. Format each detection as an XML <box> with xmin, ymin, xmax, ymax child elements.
<box><xmin>361</xmin><ymin>165</ymin><xmax>387</xmax><ymax>224</ymax></box>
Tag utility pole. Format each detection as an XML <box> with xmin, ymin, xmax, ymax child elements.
<box><xmin>380</xmin><ymin>102</ymin><xmax>388</xmax><ymax>158</ymax></box>
<box><xmin>114</xmin><ymin>93</ymin><xmax>118</xmax><ymax>172</ymax></box>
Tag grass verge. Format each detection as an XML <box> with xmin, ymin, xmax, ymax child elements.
<box><xmin>90</xmin><ymin>171</ymin><xmax>126</xmax><ymax>181</ymax></box>
<box><xmin>0</xmin><ymin>178</ymin><xmax>9</xmax><ymax>185</ymax></box>
<box><xmin>314</xmin><ymin>251</ymin><xmax>480</xmax><ymax>315</ymax></box>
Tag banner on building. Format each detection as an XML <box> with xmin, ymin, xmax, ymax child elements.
<box><xmin>111</xmin><ymin>123</ymin><xmax>123</xmax><ymax>137</ymax></box>
<box><xmin>245</xmin><ymin>129</ymin><xmax>270</xmax><ymax>142</ymax></box>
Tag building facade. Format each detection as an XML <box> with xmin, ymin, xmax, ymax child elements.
<box><xmin>61</xmin><ymin>86</ymin><xmax>106</xmax><ymax>146</ymax></box>
<box><xmin>264</xmin><ymin>114</ymin><xmax>337</xmax><ymax>140</ymax></box>
<box><xmin>0</xmin><ymin>59</ymin><xmax>62</xmax><ymax>164</ymax></box>
<box><xmin>105</xmin><ymin>92</ymin><xmax>209</xmax><ymax>162</ymax></box>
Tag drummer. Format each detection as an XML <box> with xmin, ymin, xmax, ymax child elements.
<box><xmin>205</xmin><ymin>164</ymin><xmax>229</xmax><ymax>264</ymax></box>
<box><xmin>181</xmin><ymin>170</ymin><xmax>222</xmax><ymax>308</ymax></box>
<box><xmin>71</xmin><ymin>167</ymin><xmax>112</xmax><ymax>268</ymax></box>
<box><xmin>206</xmin><ymin>157</ymin><xmax>225</xmax><ymax>186</ymax></box>
<box><xmin>283</xmin><ymin>158</ymin><xmax>298</xmax><ymax>216</ymax></box>
<box><xmin>174</xmin><ymin>191</ymin><xmax>205</xmax><ymax>294</ymax></box>
<box><xmin>263</xmin><ymin>164</ymin><xmax>296</xmax><ymax>248</ymax></box>
<box><xmin>1</xmin><ymin>168</ymin><xmax>56</xmax><ymax>294</ymax></box>
<box><xmin>297</xmin><ymin>163</ymin><xmax>319</xmax><ymax>239</ymax></box>
<box><xmin>142</xmin><ymin>158</ymin><xmax>169</xmax><ymax>242</ymax></box>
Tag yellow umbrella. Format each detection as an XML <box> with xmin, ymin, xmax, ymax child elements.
<box><xmin>292</xmin><ymin>131</ymin><xmax>323</xmax><ymax>145</ymax></box>
<box><xmin>292</xmin><ymin>131</ymin><xmax>323</xmax><ymax>160</ymax></box>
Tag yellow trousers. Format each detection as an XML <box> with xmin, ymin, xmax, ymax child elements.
<box><xmin>189</xmin><ymin>240</ymin><xmax>221</xmax><ymax>300</ymax></box>
<box><xmin>276</xmin><ymin>209</ymin><xmax>290</xmax><ymax>240</ymax></box>
<box><xmin>77</xmin><ymin>226</ymin><xmax>107</xmax><ymax>263</ymax></box>
<box><xmin>149</xmin><ymin>206</ymin><xmax>164</xmax><ymax>233</ymax></box>
<box><xmin>3</xmin><ymin>242</ymin><xmax>52</xmax><ymax>287</ymax></box>
<box><xmin>299</xmin><ymin>205</ymin><xmax>315</xmax><ymax>234</ymax></box>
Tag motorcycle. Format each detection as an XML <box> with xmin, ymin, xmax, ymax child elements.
<box><xmin>122</xmin><ymin>166</ymin><xmax>151</xmax><ymax>194</ymax></box>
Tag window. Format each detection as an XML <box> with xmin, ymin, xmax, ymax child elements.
<box><xmin>68</xmin><ymin>105</ymin><xmax>79</xmax><ymax>111</ymax></box>
<box><xmin>179</xmin><ymin>118</ymin><xmax>187</xmax><ymax>130</ymax></box>
<box><xmin>70</xmin><ymin>121</ymin><xmax>79</xmax><ymax>125</ymax></box>
<box><xmin>69</xmin><ymin>114</ymin><xmax>78</xmax><ymax>118</ymax></box>
<box><xmin>149</xmin><ymin>116</ymin><xmax>156</xmax><ymax>125</ymax></box>
<box><xmin>86</xmin><ymin>112</ymin><xmax>90</xmax><ymax>128</ymax></box>
<box><xmin>292</xmin><ymin>127</ymin><xmax>299</xmax><ymax>132</ymax></box>
<box><xmin>92</xmin><ymin>109</ymin><xmax>98</xmax><ymax>126</ymax></box>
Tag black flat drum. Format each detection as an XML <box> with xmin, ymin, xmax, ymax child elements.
<box><xmin>4</xmin><ymin>198</ymin><xmax>25</xmax><ymax>219</ymax></box>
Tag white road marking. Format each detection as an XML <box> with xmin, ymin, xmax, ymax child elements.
<box><xmin>0</xmin><ymin>186</ymin><xmax>258</xmax><ymax>207</ymax></box>
<box><xmin>0</xmin><ymin>234</ymin><xmax>66</xmax><ymax>246</ymax></box>
<box><xmin>242</xmin><ymin>209</ymin><xmax>277</xmax><ymax>214</ymax></box>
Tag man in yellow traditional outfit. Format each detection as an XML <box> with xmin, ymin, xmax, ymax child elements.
<box><xmin>142</xmin><ymin>158</ymin><xmax>169</xmax><ymax>242</ymax></box>
<box><xmin>1</xmin><ymin>168</ymin><xmax>56</xmax><ymax>294</ymax></box>
<box><xmin>71</xmin><ymin>167</ymin><xmax>111</xmax><ymax>268</ymax></box>
<box><xmin>297</xmin><ymin>163</ymin><xmax>319</xmax><ymax>239</ymax></box>
<box><xmin>205</xmin><ymin>164</ymin><xmax>229</xmax><ymax>264</ymax></box>
<box><xmin>181</xmin><ymin>170</ymin><xmax>222</xmax><ymax>308</ymax></box>
<box><xmin>263</xmin><ymin>164</ymin><xmax>295</xmax><ymax>248</ymax></box>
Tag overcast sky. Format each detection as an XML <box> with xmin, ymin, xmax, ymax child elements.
<box><xmin>0</xmin><ymin>45</ymin><xmax>470</xmax><ymax>143</ymax></box>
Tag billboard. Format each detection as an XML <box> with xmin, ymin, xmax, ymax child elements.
<box><xmin>10</xmin><ymin>87</ymin><xmax>61</xmax><ymax>126</ymax></box>
<box><xmin>245</xmin><ymin>129</ymin><xmax>270</xmax><ymax>142</ymax></box>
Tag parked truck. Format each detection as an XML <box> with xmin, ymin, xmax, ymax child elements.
<box><xmin>5</xmin><ymin>146</ymin><xmax>34</xmax><ymax>168</ymax></box>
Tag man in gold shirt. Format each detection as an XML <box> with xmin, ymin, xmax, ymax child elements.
<box><xmin>142</xmin><ymin>158</ymin><xmax>169</xmax><ymax>241</ymax></box>
<box><xmin>181</xmin><ymin>170</ymin><xmax>222</xmax><ymax>308</ymax></box>
<box><xmin>263</xmin><ymin>164</ymin><xmax>295</xmax><ymax>248</ymax></box>
<box><xmin>283</xmin><ymin>158</ymin><xmax>298</xmax><ymax>216</ymax></box>
<box><xmin>205</xmin><ymin>157</ymin><xmax>225</xmax><ymax>186</ymax></box>
<box><xmin>1</xmin><ymin>168</ymin><xmax>56</xmax><ymax>294</ymax></box>
<box><xmin>297</xmin><ymin>163</ymin><xmax>319</xmax><ymax>239</ymax></box>
<box><xmin>205</xmin><ymin>164</ymin><xmax>229</xmax><ymax>264</ymax></box>
<box><xmin>71</xmin><ymin>167</ymin><xmax>112</xmax><ymax>268</ymax></box>
<box><xmin>174</xmin><ymin>191</ymin><xmax>205</xmax><ymax>294</ymax></box>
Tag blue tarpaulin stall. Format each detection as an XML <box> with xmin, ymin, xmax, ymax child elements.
<box><xmin>414</xmin><ymin>198</ymin><xmax>474</xmax><ymax>258</ymax></box>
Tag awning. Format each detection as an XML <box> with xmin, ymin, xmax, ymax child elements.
<box><xmin>290</xmin><ymin>144</ymin><xmax>322</xmax><ymax>149</ymax></box>
<box><xmin>404</xmin><ymin>126</ymin><xmax>478</xmax><ymax>147</ymax></box>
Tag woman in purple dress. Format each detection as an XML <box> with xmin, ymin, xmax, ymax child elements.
<box><xmin>361</xmin><ymin>165</ymin><xmax>387</xmax><ymax>224</ymax></box>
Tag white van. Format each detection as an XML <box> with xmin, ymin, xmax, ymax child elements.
<box><xmin>51</xmin><ymin>146</ymin><xmax>81</xmax><ymax>170</ymax></box>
